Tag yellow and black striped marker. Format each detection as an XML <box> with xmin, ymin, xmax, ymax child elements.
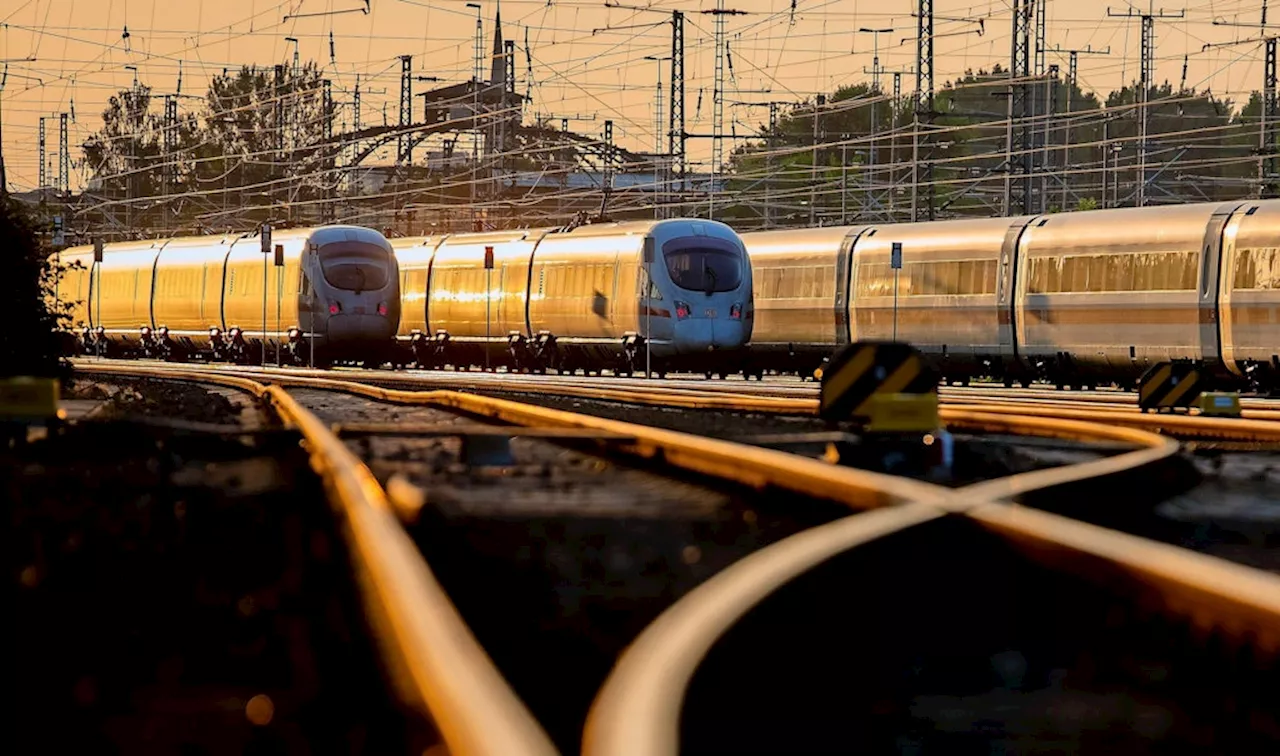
<box><xmin>818</xmin><ymin>341</ymin><xmax>939</xmax><ymax>431</ymax></box>
<box><xmin>1137</xmin><ymin>362</ymin><xmax>1204</xmax><ymax>412</ymax></box>
<box><xmin>0</xmin><ymin>376</ymin><xmax>62</xmax><ymax>422</ymax></box>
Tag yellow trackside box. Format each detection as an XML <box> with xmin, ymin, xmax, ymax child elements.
<box><xmin>862</xmin><ymin>392</ymin><xmax>940</xmax><ymax>434</ymax></box>
<box><xmin>1196</xmin><ymin>391</ymin><xmax>1242</xmax><ymax>418</ymax></box>
<box><xmin>0</xmin><ymin>377</ymin><xmax>62</xmax><ymax>422</ymax></box>
<box><xmin>818</xmin><ymin>341</ymin><xmax>941</xmax><ymax>433</ymax></box>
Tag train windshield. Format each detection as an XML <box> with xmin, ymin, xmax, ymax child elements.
<box><xmin>318</xmin><ymin>243</ymin><xmax>391</xmax><ymax>293</ymax></box>
<box><xmin>664</xmin><ymin>244</ymin><xmax>743</xmax><ymax>294</ymax></box>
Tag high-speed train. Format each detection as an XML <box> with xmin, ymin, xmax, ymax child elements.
<box><xmin>54</xmin><ymin>225</ymin><xmax>401</xmax><ymax>366</ymax></box>
<box><xmin>390</xmin><ymin>218</ymin><xmax>753</xmax><ymax>375</ymax></box>
<box><xmin>742</xmin><ymin>199</ymin><xmax>1280</xmax><ymax>389</ymax></box>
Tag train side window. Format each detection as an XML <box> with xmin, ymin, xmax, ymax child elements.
<box><xmin>965</xmin><ymin>261</ymin><xmax>977</xmax><ymax>294</ymax></box>
<box><xmin>820</xmin><ymin>265</ymin><xmax>835</xmax><ymax>298</ymax></box>
<box><xmin>1072</xmin><ymin>257</ymin><xmax>1090</xmax><ymax>292</ymax></box>
<box><xmin>1183</xmin><ymin>250</ymin><xmax>1199</xmax><ymax>290</ymax></box>
<box><xmin>1046</xmin><ymin>258</ymin><xmax>1061</xmax><ymax>293</ymax></box>
<box><xmin>1132</xmin><ymin>253</ymin><xmax>1150</xmax><ymax>290</ymax></box>
<box><xmin>938</xmin><ymin>261</ymin><xmax>959</xmax><ymax>295</ymax></box>
<box><xmin>1259</xmin><ymin>247</ymin><xmax>1279</xmax><ymax>290</ymax></box>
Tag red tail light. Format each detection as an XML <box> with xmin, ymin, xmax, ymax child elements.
<box><xmin>377</xmin><ymin>302</ymin><xmax>388</xmax><ymax>316</ymax></box>
<box><xmin>328</xmin><ymin>303</ymin><xmax>340</xmax><ymax>315</ymax></box>
<box><xmin>675</xmin><ymin>301</ymin><xmax>691</xmax><ymax>320</ymax></box>
<box><xmin>730</xmin><ymin>303</ymin><xmax>742</xmax><ymax>320</ymax></box>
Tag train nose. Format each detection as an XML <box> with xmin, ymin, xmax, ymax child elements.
<box><xmin>711</xmin><ymin>318</ymin><xmax>747</xmax><ymax>349</ymax></box>
<box><xmin>327</xmin><ymin>313</ymin><xmax>395</xmax><ymax>343</ymax></box>
<box><xmin>672</xmin><ymin>315</ymin><xmax>747</xmax><ymax>354</ymax></box>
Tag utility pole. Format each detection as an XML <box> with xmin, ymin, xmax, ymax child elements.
<box><xmin>323</xmin><ymin>79</ymin><xmax>335</xmax><ymax>223</ymax></box>
<box><xmin>859</xmin><ymin>27</ymin><xmax>896</xmax><ymax>220</ymax></box>
<box><xmin>892</xmin><ymin>71</ymin><xmax>901</xmax><ymax>217</ymax></box>
<box><xmin>914</xmin><ymin>0</ymin><xmax>935</xmax><ymax>220</ymax></box>
<box><xmin>1004</xmin><ymin>0</ymin><xmax>1033</xmax><ymax>215</ymax></box>
<box><xmin>706</xmin><ymin>2</ymin><xmax>746</xmax><ymax>218</ymax></box>
<box><xmin>670</xmin><ymin>11</ymin><xmax>685</xmax><ymax>211</ymax></box>
<box><xmin>162</xmin><ymin>96</ymin><xmax>176</xmax><ymax>206</ymax></box>
<box><xmin>602</xmin><ymin>119</ymin><xmax>614</xmax><ymax>217</ymax></box>
<box><xmin>468</xmin><ymin>2</ymin><xmax>483</xmax><ymax>231</ymax></box>
<box><xmin>1052</xmin><ymin>44</ymin><xmax>1111</xmax><ymax>211</ymax></box>
<box><xmin>645</xmin><ymin>54</ymin><xmax>671</xmax><ymax>218</ymax></box>
<box><xmin>1034</xmin><ymin>0</ymin><xmax>1047</xmax><ymax>211</ymax></box>
<box><xmin>1211</xmin><ymin>12</ymin><xmax>1279</xmax><ymax>197</ymax></box>
<box><xmin>811</xmin><ymin>94</ymin><xmax>824</xmax><ymax>226</ymax></box>
<box><xmin>1034</xmin><ymin>0</ymin><xmax>1047</xmax><ymax>76</ymax></box>
<box><xmin>1042</xmin><ymin>64</ymin><xmax>1057</xmax><ymax>212</ymax></box>
<box><xmin>274</xmin><ymin>64</ymin><xmax>285</xmax><ymax>223</ymax></box>
<box><xmin>354</xmin><ymin>75</ymin><xmax>362</xmax><ymax>131</ymax></box>
<box><xmin>1108</xmin><ymin>3</ymin><xmax>1184</xmax><ymax>207</ymax></box>
<box><xmin>767</xmin><ymin>101</ymin><xmax>778</xmax><ymax>227</ymax></box>
<box><xmin>38</xmin><ymin>117</ymin><xmax>46</xmax><ymax>189</ymax></box>
<box><xmin>398</xmin><ymin>55</ymin><xmax>413</xmax><ymax>165</ymax></box>
<box><xmin>0</xmin><ymin>65</ymin><xmax>8</xmax><ymax>197</ymax></box>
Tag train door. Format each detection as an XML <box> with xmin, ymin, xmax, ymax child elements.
<box><xmin>89</xmin><ymin>255</ymin><xmax>100</xmax><ymax>332</ymax></box>
<box><xmin>834</xmin><ymin>228</ymin><xmax>866</xmax><ymax>347</ymax></box>
<box><xmin>1198</xmin><ymin>202</ymin><xmax>1248</xmax><ymax>371</ymax></box>
<box><xmin>998</xmin><ymin>217</ymin><xmax>1036</xmax><ymax>373</ymax></box>
<box><xmin>1216</xmin><ymin>207</ymin><xmax>1250</xmax><ymax>374</ymax></box>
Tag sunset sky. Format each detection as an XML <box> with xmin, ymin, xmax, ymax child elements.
<box><xmin>0</xmin><ymin>0</ymin><xmax>1273</xmax><ymax>191</ymax></box>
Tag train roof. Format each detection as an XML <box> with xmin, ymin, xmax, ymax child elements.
<box><xmin>55</xmin><ymin>224</ymin><xmax>391</xmax><ymax>260</ymax></box>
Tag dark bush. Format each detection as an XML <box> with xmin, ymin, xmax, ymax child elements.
<box><xmin>0</xmin><ymin>196</ymin><xmax>70</xmax><ymax>380</ymax></box>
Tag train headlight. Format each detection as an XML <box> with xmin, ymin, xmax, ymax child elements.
<box><xmin>328</xmin><ymin>303</ymin><xmax>341</xmax><ymax>315</ymax></box>
<box><xmin>377</xmin><ymin>302</ymin><xmax>388</xmax><ymax>316</ymax></box>
<box><xmin>674</xmin><ymin>301</ymin><xmax>692</xmax><ymax>320</ymax></box>
<box><xmin>729</xmin><ymin>303</ymin><xmax>742</xmax><ymax>320</ymax></box>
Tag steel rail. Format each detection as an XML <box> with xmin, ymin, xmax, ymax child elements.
<box><xmin>74</xmin><ymin>363</ymin><xmax>559</xmax><ymax>756</ymax></box>
<box><xmin>184</xmin><ymin>370</ymin><xmax>954</xmax><ymax>510</ymax></box>
<box><xmin>74</xmin><ymin>361</ymin><xmax>1280</xmax><ymax>756</ymax></box>
<box><xmin>70</xmin><ymin>359</ymin><xmax>1280</xmax><ymax>441</ymax></box>
<box><xmin>581</xmin><ymin>413</ymin><xmax>1280</xmax><ymax>756</ymax></box>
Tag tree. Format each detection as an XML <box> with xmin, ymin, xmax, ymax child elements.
<box><xmin>0</xmin><ymin>197</ymin><xmax>70</xmax><ymax>379</ymax></box>
<box><xmin>199</xmin><ymin>63</ymin><xmax>331</xmax><ymax>225</ymax></box>
<box><xmin>81</xmin><ymin>84</ymin><xmax>202</xmax><ymax>234</ymax></box>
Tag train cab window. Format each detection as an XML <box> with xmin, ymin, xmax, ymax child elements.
<box><xmin>663</xmin><ymin>240</ymin><xmax>743</xmax><ymax>294</ymax></box>
<box><xmin>648</xmin><ymin>278</ymin><xmax>664</xmax><ymax>300</ymax></box>
<box><xmin>317</xmin><ymin>243</ymin><xmax>391</xmax><ymax>293</ymax></box>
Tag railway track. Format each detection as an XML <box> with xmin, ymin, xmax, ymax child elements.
<box><xmin>65</xmin><ymin>361</ymin><xmax>1280</xmax><ymax>754</ymax></box>
<box><xmin>71</xmin><ymin>358</ymin><xmax>1280</xmax><ymax>444</ymax></box>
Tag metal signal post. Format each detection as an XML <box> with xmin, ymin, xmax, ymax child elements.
<box><xmin>644</xmin><ymin>236</ymin><xmax>655</xmax><ymax>378</ymax></box>
<box><xmin>261</xmin><ymin>225</ymin><xmax>272</xmax><ymax>367</ymax></box>
<box><xmin>891</xmin><ymin>242</ymin><xmax>903</xmax><ymax>342</ymax></box>
<box><xmin>484</xmin><ymin>245</ymin><xmax>494</xmax><ymax>370</ymax></box>
<box><xmin>275</xmin><ymin>244</ymin><xmax>285</xmax><ymax>366</ymax></box>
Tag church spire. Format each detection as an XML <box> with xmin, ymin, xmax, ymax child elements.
<box><xmin>489</xmin><ymin>0</ymin><xmax>505</xmax><ymax>86</ymax></box>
